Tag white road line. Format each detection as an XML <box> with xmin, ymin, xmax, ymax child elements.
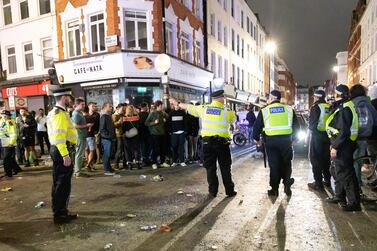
<box><xmin>329</xmin><ymin>219</ymin><xmax>342</xmax><ymax>251</ymax></box>
<box><xmin>347</xmin><ymin>221</ymin><xmax>367</xmax><ymax>249</ymax></box>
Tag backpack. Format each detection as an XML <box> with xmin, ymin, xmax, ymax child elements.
<box><xmin>354</xmin><ymin>99</ymin><xmax>374</xmax><ymax>138</ymax></box>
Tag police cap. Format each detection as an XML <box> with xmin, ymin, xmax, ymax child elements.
<box><xmin>335</xmin><ymin>84</ymin><xmax>349</xmax><ymax>96</ymax></box>
<box><xmin>1</xmin><ymin>110</ymin><xmax>11</xmax><ymax>116</ymax></box>
<box><xmin>314</xmin><ymin>89</ymin><xmax>326</xmax><ymax>98</ymax></box>
<box><xmin>211</xmin><ymin>90</ymin><xmax>224</xmax><ymax>98</ymax></box>
<box><xmin>270</xmin><ymin>90</ymin><xmax>281</xmax><ymax>100</ymax></box>
<box><xmin>52</xmin><ymin>87</ymin><xmax>73</xmax><ymax>97</ymax></box>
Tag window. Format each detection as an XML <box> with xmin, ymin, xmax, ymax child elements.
<box><xmin>247</xmin><ymin>17</ymin><xmax>250</xmax><ymax>33</ymax></box>
<box><xmin>247</xmin><ymin>44</ymin><xmax>250</xmax><ymax>60</ymax></box>
<box><xmin>223</xmin><ymin>0</ymin><xmax>227</xmax><ymax>11</ymax></box>
<box><xmin>67</xmin><ymin>20</ymin><xmax>82</xmax><ymax>57</ymax></box>
<box><xmin>218</xmin><ymin>55</ymin><xmax>222</xmax><ymax>78</ymax></box>
<box><xmin>241</xmin><ymin>39</ymin><xmax>244</xmax><ymax>58</ymax></box>
<box><xmin>20</xmin><ymin>0</ymin><xmax>29</xmax><ymax>20</ymax></box>
<box><xmin>231</xmin><ymin>0</ymin><xmax>234</xmax><ymax>17</ymax></box>
<box><xmin>241</xmin><ymin>11</ymin><xmax>244</xmax><ymax>28</ymax></box>
<box><xmin>231</xmin><ymin>29</ymin><xmax>235</xmax><ymax>51</ymax></box>
<box><xmin>217</xmin><ymin>21</ymin><xmax>222</xmax><ymax>42</ymax></box>
<box><xmin>41</xmin><ymin>38</ymin><xmax>52</xmax><ymax>68</ymax></box>
<box><xmin>237</xmin><ymin>34</ymin><xmax>240</xmax><ymax>55</ymax></box>
<box><xmin>165</xmin><ymin>22</ymin><xmax>174</xmax><ymax>54</ymax></box>
<box><xmin>7</xmin><ymin>47</ymin><xmax>16</xmax><ymax>74</ymax></box>
<box><xmin>39</xmin><ymin>0</ymin><xmax>51</xmax><ymax>15</ymax></box>
<box><xmin>250</xmin><ymin>21</ymin><xmax>254</xmax><ymax>37</ymax></box>
<box><xmin>210</xmin><ymin>14</ymin><xmax>215</xmax><ymax>36</ymax></box>
<box><xmin>194</xmin><ymin>0</ymin><xmax>202</xmax><ymax>19</ymax></box>
<box><xmin>194</xmin><ymin>40</ymin><xmax>201</xmax><ymax>66</ymax></box>
<box><xmin>237</xmin><ymin>67</ymin><xmax>240</xmax><ymax>88</ymax></box>
<box><xmin>125</xmin><ymin>11</ymin><xmax>148</xmax><ymax>50</ymax></box>
<box><xmin>23</xmin><ymin>43</ymin><xmax>34</xmax><ymax>71</ymax></box>
<box><xmin>241</xmin><ymin>69</ymin><xmax>244</xmax><ymax>90</ymax></box>
<box><xmin>3</xmin><ymin>0</ymin><xmax>12</xmax><ymax>25</ymax></box>
<box><xmin>211</xmin><ymin>51</ymin><xmax>216</xmax><ymax>76</ymax></box>
<box><xmin>180</xmin><ymin>32</ymin><xmax>190</xmax><ymax>61</ymax></box>
<box><xmin>224</xmin><ymin>26</ymin><xmax>228</xmax><ymax>47</ymax></box>
<box><xmin>90</xmin><ymin>14</ymin><xmax>105</xmax><ymax>53</ymax></box>
<box><xmin>231</xmin><ymin>64</ymin><xmax>235</xmax><ymax>84</ymax></box>
<box><xmin>224</xmin><ymin>59</ymin><xmax>228</xmax><ymax>81</ymax></box>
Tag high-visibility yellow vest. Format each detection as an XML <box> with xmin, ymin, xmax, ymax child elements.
<box><xmin>261</xmin><ymin>103</ymin><xmax>293</xmax><ymax>136</ymax></box>
<box><xmin>317</xmin><ymin>103</ymin><xmax>330</xmax><ymax>132</ymax></box>
<box><xmin>0</xmin><ymin>119</ymin><xmax>17</xmax><ymax>147</ymax></box>
<box><xmin>325</xmin><ymin>100</ymin><xmax>359</xmax><ymax>141</ymax></box>
<box><xmin>47</xmin><ymin>106</ymin><xmax>78</xmax><ymax>156</ymax></box>
<box><xmin>187</xmin><ymin>100</ymin><xmax>235</xmax><ymax>138</ymax></box>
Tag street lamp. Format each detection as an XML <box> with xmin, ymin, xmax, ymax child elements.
<box><xmin>265</xmin><ymin>40</ymin><xmax>277</xmax><ymax>93</ymax></box>
<box><xmin>155</xmin><ymin>53</ymin><xmax>172</xmax><ymax>109</ymax></box>
<box><xmin>332</xmin><ymin>65</ymin><xmax>339</xmax><ymax>73</ymax></box>
<box><xmin>265</xmin><ymin>41</ymin><xmax>277</xmax><ymax>54</ymax></box>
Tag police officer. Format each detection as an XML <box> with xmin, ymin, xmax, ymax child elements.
<box><xmin>47</xmin><ymin>88</ymin><xmax>78</xmax><ymax>224</ymax></box>
<box><xmin>170</xmin><ymin>90</ymin><xmax>237</xmax><ymax>198</ymax></box>
<box><xmin>0</xmin><ymin>110</ymin><xmax>22</xmax><ymax>178</ymax></box>
<box><xmin>307</xmin><ymin>90</ymin><xmax>331</xmax><ymax>190</ymax></box>
<box><xmin>253</xmin><ymin>90</ymin><xmax>300</xmax><ymax>196</ymax></box>
<box><xmin>326</xmin><ymin>84</ymin><xmax>361</xmax><ymax>211</ymax></box>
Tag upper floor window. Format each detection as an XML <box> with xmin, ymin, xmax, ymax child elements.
<box><xmin>211</xmin><ymin>51</ymin><xmax>216</xmax><ymax>76</ymax></box>
<box><xmin>241</xmin><ymin>11</ymin><xmax>244</xmax><ymax>28</ymax></box>
<box><xmin>231</xmin><ymin>29</ymin><xmax>235</xmax><ymax>51</ymax></box>
<box><xmin>39</xmin><ymin>0</ymin><xmax>51</xmax><ymax>15</ymax></box>
<box><xmin>223</xmin><ymin>0</ymin><xmax>227</xmax><ymax>11</ymax></box>
<box><xmin>237</xmin><ymin>34</ymin><xmax>240</xmax><ymax>55</ymax></box>
<box><xmin>231</xmin><ymin>0</ymin><xmax>234</xmax><ymax>17</ymax></box>
<box><xmin>247</xmin><ymin>17</ymin><xmax>250</xmax><ymax>33</ymax></box>
<box><xmin>210</xmin><ymin>14</ymin><xmax>215</xmax><ymax>36</ymax></box>
<box><xmin>125</xmin><ymin>11</ymin><xmax>148</xmax><ymax>50</ymax></box>
<box><xmin>224</xmin><ymin>26</ymin><xmax>228</xmax><ymax>47</ymax></box>
<box><xmin>224</xmin><ymin>59</ymin><xmax>228</xmax><ymax>81</ymax></box>
<box><xmin>194</xmin><ymin>40</ymin><xmax>201</xmax><ymax>66</ymax></box>
<box><xmin>41</xmin><ymin>38</ymin><xmax>52</xmax><ymax>69</ymax></box>
<box><xmin>7</xmin><ymin>46</ymin><xmax>17</xmax><ymax>74</ymax></box>
<box><xmin>67</xmin><ymin>20</ymin><xmax>82</xmax><ymax>57</ymax></box>
<box><xmin>23</xmin><ymin>43</ymin><xmax>34</xmax><ymax>71</ymax></box>
<box><xmin>3</xmin><ymin>0</ymin><xmax>12</xmax><ymax>25</ymax></box>
<box><xmin>218</xmin><ymin>55</ymin><xmax>222</xmax><ymax>78</ymax></box>
<box><xmin>20</xmin><ymin>0</ymin><xmax>29</xmax><ymax>20</ymax></box>
<box><xmin>165</xmin><ymin>22</ymin><xmax>175</xmax><ymax>55</ymax></box>
<box><xmin>90</xmin><ymin>13</ymin><xmax>105</xmax><ymax>53</ymax></box>
<box><xmin>180</xmin><ymin>32</ymin><xmax>190</xmax><ymax>61</ymax></box>
<box><xmin>217</xmin><ymin>21</ymin><xmax>222</xmax><ymax>43</ymax></box>
<box><xmin>194</xmin><ymin>0</ymin><xmax>202</xmax><ymax>19</ymax></box>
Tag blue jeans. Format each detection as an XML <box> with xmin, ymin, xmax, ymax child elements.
<box><xmin>101</xmin><ymin>139</ymin><xmax>112</xmax><ymax>172</ymax></box>
<box><xmin>248</xmin><ymin>127</ymin><xmax>253</xmax><ymax>143</ymax></box>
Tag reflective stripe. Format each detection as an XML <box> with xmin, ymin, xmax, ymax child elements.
<box><xmin>194</xmin><ymin>106</ymin><xmax>199</xmax><ymax>117</ymax></box>
<box><xmin>50</xmin><ymin>129</ymin><xmax>67</xmax><ymax>134</ymax></box>
<box><xmin>51</xmin><ymin>139</ymin><xmax>67</xmax><ymax>145</ymax></box>
<box><xmin>262</xmin><ymin>103</ymin><xmax>293</xmax><ymax>136</ymax></box>
<box><xmin>264</xmin><ymin>125</ymin><xmax>292</xmax><ymax>131</ymax></box>
<box><xmin>203</xmin><ymin>120</ymin><xmax>228</xmax><ymax>125</ymax></box>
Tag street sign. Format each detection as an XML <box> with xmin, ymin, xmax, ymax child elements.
<box><xmin>105</xmin><ymin>35</ymin><xmax>118</xmax><ymax>47</ymax></box>
<box><xmin>9</xmin><ymin>96</ymin><xmax>15</xmax><ymax>109</ymax></box>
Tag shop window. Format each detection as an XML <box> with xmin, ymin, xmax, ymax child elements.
<box><xmin>194</xmin><ymin>40</ymin><xmax>202</xmax><ymax>66</ymax></box>
<box><xmin>7</xmin><ymin>46</ymin><xmax>17</xmax><ymax>74</ymax></box>
<box><xmin>3</xmin><ymin>0</ymin><xmax>12</xmax><ymax>25</ymax></box>
<box><xmin>23</xmin><ymin>43</ymin><xmax>34</xmax><ymax>71</ymax></box>
<box><xmin>67</xmin><ymin>20</ymin><xmax>82</xmax><ymax>58</ymax></box>
<box><xmin>125</xmin><ymin>11</ymin><xmax>148</xmax><ymax>50</ymax></box>
<box><xmin>180</xmin><ymin>32</ymin><xmax>190</xmax><ymax>62</ymax></box>
<box><xmin>165</xmin><ymin>22</ymin><xmax>175</xmax><ymax>55</ymax></box>
<box><xmin>20</xmin><ymin>0</ymin><xmax>29</xmax><ymax>20</ymax></box>
<box><xmin>39</xmin><ymin>0</ymin><xmax>50</xmax><ymax>15</ymax></box>
<box><xmin>90</xmin><ymin>13</ymin><xmax>105</xmax><ymax>53</ymax></box>
<box><xmin>224</xmin><ymin>26</ymin><xmax>228</xmax><ymax>47</ymax></box>
<box><xmin>41</xmin><ymin>38</ymin><xmax>52</xmax><ymax>69</ymax></box>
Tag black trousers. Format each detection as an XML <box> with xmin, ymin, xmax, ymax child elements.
<box><xmin>37</xmin><ymin>131</ymin><xmax>50</xmax><ymax>155</ymax></box>
<box><xmin>309</xmin><ymin>132</ymin><xmax>331</xmax><ymax>185</ymax></box>
<box><xmin>140</xmin><ymin>133</ymin><xmax>152</xmax><ymax>162</ymax></box>
<box><xmin>265</xmin><ymin>136</ymin><xmax>293</xmax><ymax>190</ymax></box>
<box><xmin>50</xmin><ymin>146</ymin><xmax>73</xmax><ymax>217</ymax></box>
<box><xmin>3</xmin><ymin>147</ymin><xmax>21</xmax><ymax>177</ymax></box>
<box><xmin>151</xmin><ymin>135</ymin><xmax>167</xmax><ymax>164</ymax></box>
<box><xmin>124</xmin><ymin>136</ymin><xmax>141</xmax><ymax>163</ymax></box>
<box><xmin>334</xmin><ymin>141</ymin><xmax>360</xmax><ymax>205</ymax></box>
<box><xmin>203</xmin><ymin>137</ymin><xmax>235</xmax><ymax>195</ymax></box>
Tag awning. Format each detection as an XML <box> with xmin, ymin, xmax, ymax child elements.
<box><xmin>226</xmin><ymin>97</ymin><xmax>251</xmax><ymax>105</ymax></box>
<box><xmin>80</xmin><ymin>79</ymin><xmax>120</xmax><ymax>90</ymax></box>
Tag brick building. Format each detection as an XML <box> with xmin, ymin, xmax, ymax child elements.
<box><xmin>54</xmin><ymin>0</ymin><xmax>212</xmax><ymax>107</ymax></box>
<box><xmin>276</xmin><ymin>57</ymin><xmax>296</xmax><ymax>105</ymax></box>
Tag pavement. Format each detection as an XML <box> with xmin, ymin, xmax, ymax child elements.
<box><xmin>1</xmin><ymin>147</ymin><xmax>377</xmax><ymax>250</ymax></box>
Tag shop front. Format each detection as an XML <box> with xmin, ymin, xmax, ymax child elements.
<box><xmin>54</xmin><ymin>51</ymin><xmax>213</xmax><ymax>108</ymax></box>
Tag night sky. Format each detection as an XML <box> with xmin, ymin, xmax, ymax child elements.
<box><xmin>247</xmin><ymin>0</ymin><xmax>358</xmax><ymax>86</ymax></box>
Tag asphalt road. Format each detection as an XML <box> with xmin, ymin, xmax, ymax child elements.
<box><xmin>1</xmin><ymin>147</ymin><xmax>377</xmax><ymax>251</ymax></box>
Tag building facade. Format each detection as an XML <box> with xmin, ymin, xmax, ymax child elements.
<box><xmin>276</xmin><ymin>57</ymin><xmax>296</xmax><ymax>105</ymax></box>
<box><xmin>53</xmin><ymin>0</ymin><xmax>212</xmax><ymax>107</ymax></box>
<box><xmin>0</xmin><ymin>0</ymin><xmax>56</xmax><ymax>111</ymax></box>
<box><xmin>295</xmin><ymin>85</ymin><xmax>309</xmax><ymax>111</ymax></box>
<box><xmin>206</xmin><ymin>0</ymin><xmax>266</xmax><ymax>107</ymax></box>
<box><xmin>335</xmin><ymin>51</ymin><xmax>348</xmax><ymax>85</ymax></box>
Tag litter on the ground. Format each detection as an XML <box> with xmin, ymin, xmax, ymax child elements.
<box><xmin>126</xmin><ymin>214</ymin><xmax>136</xmax><ymax>218</ymax></box>
<box><xmin>1</xmin><ymin>187</ymin><xmax>12</xmax><ymax>192</ymax></box>
<box><xmin>211</xmin><ymin>245</ymin><xmax>218</xmax><ymax>250</ymax></box>
<box><xmin>119</xmin><ymin>223</ymin><xmax>126</xmax><ymax>227</ymax></box>
<box><xmin>17</xmin><ymin>177</ymin><xmax>23</xmax><ymax>180</ymax></box>
<box><xmin>239</xmin><ymin>200</ymin><xmax>244</xmax><ymax>205</ymax></box>
<box><xmin>104</xmin><ymin>243</ymin><xmax>113</xmax><ymax>249</ymax></box>
<box><xmin>81</xmin><ymin>201</ymin><xmax>86</xmax><ymax>205</ymax></box>
<box><xmin>19</xmin><ymin>201</ymin><xmax>23</xmax><ymax>204</ymax></box>
<box><xmin>152</xmin><ymin>175</ymin><xmax>164</xmax><ymax>182</ymax></box>
<box><xmin>177</xmin><ymin>190</ymin><xmax>184</xmax><ymax>195</ymax></box>
<box><xmin>35</xmin><ymin>201</ymin><xmax>44</xmax><ymax>208</ymax></box>
<box><xmin>160</xmin><ymin>224</ymin><xmax>172</xmax><ymax>232</ymax></box>
<box><xmin>140</xmin><ymin>225</ymin><xmax>157</xmax><ymax>231</ymax></box>
<box><xmin>186</xmin><ymin>193</ymin><xmax>193</xmax><ymax>197</ymax></box>
<box><xmin>113</xmin><ymin>175</ymin><xmax>121</xmax><ymax>178</ymax></box>
<box><xmin>139</xmin><ymin>175</ymin><xmax>147</xmax><ymax>180</ymax></box>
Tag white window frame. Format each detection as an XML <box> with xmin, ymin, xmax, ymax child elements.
<box><xmin>165</xmin><ymin>22</ymin><xmax>174</xmax><ymax>55</ymax></box>
<box><xmin>125</xmin><ymin>10</ymin><xmax>149</xmax><ymax>50</ymax></box>
<box><xmin>194</xmin><ymin>40</ymin><xmax>202</xmax><ymax>66</ymax></box>
<box><xmin>180</xmin><ymin>32</ymin><xmax>191</xmax><ymax>62</ymax></box>
<box><xmin>2</xmin><ymin>0</ymin><xmax>12</xmax><ymax>25</ymax></box>
<box><xmin>6</xmin><ymin>45</ymin><xmax>17</xmax><ymax>74</ymax></box>
<box><xmin>210</xmin><ymin>14</ymin><xmax>215</xmax><ymax>36</ymax></box>
<box><xmin>19</xmin><ymin>0</ymin><xmax>29</xmax><ymax>20</ymax></box>
<box><xmin>66</xmin><ymin>20</ymin><xmax>82</xmax><ymax>58</ymax></box>
<box><xmin>41</xmin><ymin>37</ymin><xmax>52</xmax><ymax>69</ymax></box>
<box><xmin>23</xmin><ymin>42</ymin><xmax>34</xmax><ymax>71</ymax></box>
<box><xmin>38</xmin><ymin>0</ymin><xmax>51</xmax><ymax>15</ymax></box>
<box><xmin>89</xmin><ymin>13</ymin><xmax>106</xmax><ymax>53</ymax></box>
<box><xmin>224</xmin><ymin>26</ymin><xmax>228</xmax><ymax>47</ymax></box>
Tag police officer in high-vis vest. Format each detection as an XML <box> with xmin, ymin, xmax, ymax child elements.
<box><xmin>326</xmin><ymin>84</ymin><xmax>361</xmax><ymax>211</ymax></box>
<box><xmin>307</xmin><ymin>89</ymin><xmax>331</xmax><ymax>191</ymax></box>
<box><xmin>0</xmin><ymin>110</ymin><xmax>22</xmax><ymax>178</ymax></box>
<box><xmin>47</xmin><ymin>88</ymin><xmax>78</xmax><ymax>224</ymax></box>
<box><xmin>253</xmin><ymin>90</ymin><xmax>300</xmax><ymax>197</ymax></box>
<box><xmin>170</xmin><ymin>90</ymin><xmax>237</xmax><ymax>198</ymax></box>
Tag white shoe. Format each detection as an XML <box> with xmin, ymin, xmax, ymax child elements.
<box><xmin>180</xmin><ymin>162</ymin><xmax>187</xmax><ymax>167</ymax></box>
<box><xmin>104</xmin><ymin>172</ymin><xmax>115</xmax><ymax>176</ymax></box>
<box><xmin>171</xmin><ymin>163</ymin><xmax>178</xmax><ymax>167</ymax></box>
<box><xmin>152</xmin><ymin>164</ymin><xmax>158</xmax><ymax>170</ymax></box>
<box><xmin>161</xmin><ymin>162</ymin><xmax>170</xmax><ymax>168</ymax></box>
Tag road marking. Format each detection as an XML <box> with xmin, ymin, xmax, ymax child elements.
<box><xmin>347</xmin><ymin>221</ymin><xmax>367</xmax><ymax>249</ymax></box>
<box><xmin>329</xmin><ymin>219</ymin><xmax>342</xmax><ymax>251</ymax></box>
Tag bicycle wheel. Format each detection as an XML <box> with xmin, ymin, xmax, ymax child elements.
<box><xmin>233</xmin><ymin>133</ymin><xmax>247</xmax><ymax>146</ymax></box>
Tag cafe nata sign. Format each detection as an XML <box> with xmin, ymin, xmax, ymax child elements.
<box><xmin>73</xmin><ymin>60</ymin><xmax>104</xmax><ymax>75</ymax></box>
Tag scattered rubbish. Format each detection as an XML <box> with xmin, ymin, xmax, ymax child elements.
<box><xmin>140</xmin><ymin>225</ymin><xmax>157</xmax><ymax>231</ymax></box>
<box><xmin>159</xmin><ymin>224</ymin><xmax>172</xmax><ymax>232</ymax></box>
<box><xmin>110</xmin><ymin>229</ymin><xmax>116</xmax><ymax>233</ymax></box>
<box><xmin>204</xmin><ymin>221</ymin><xmax>208</xmax><ymax>224</ymax></box>
<box><xmin>1</xmin><ymin>187</ymin><xmax>12</xmax><ymax>192</ymax></box>
<box><xmin>139</xmin><ymin>175</ymin><xmax>147</xmax><ymax>180</ymax></box>
<box><xmin>19</xmin><ymin>201</ymin><xmax>23</xmax><ymax>204</ymax></box>
<box><xmin>211</xmin><ymin>245</ymin><xmax>218</xmax><ymax>250</ymax></box>
<box><xmin>152</xmin><ymin>175</ymin><xmax>164</xmax><ymax>182</ymax></box>
<box><xmin>35</xmin><ymin>201</ymin><xmax>44</xmax><ymax>208</ymax></box>
<box><xmin>126</xmin><ymin>214</ymin><xmax>137</xmax><ymax>218</ymax></box>
<box><xmin>186</xmin><ymin>194</ymin><xmax>193</xmax><ymax>197</ymax></box>
<box><xmin>177</xmin><ymin>189</ymin><xmax>184</xmax><ymax>195</ymax></box>
<box><xmin>119</xmin><ymin>223</ymin><xmax>126</xmax><ymax>227</ymax></box>
<box><xmin>254</xmin><ymin>216</ymin><xmax>258</xmax><ymax>219</ymax></box>
<box><xmin>81</xmin><ymin>201</ymin><xmax>87</xmax><ymax>205</ymax></box>
<box><xmin>17</xmin><ymin>177</ymin><xmax>23</xmax><ymax>180</ymax></box>
<box><xmin>350</xmin><ymin>244</ymin><xmax>355</xmax><ymax>247</ymax></box>
<box><xmin>3</xmin><ymin>198</ymin><xmax>6</xmax><ymax>201</ymax></box>
<box><xmin>104</xmin><ymin>243</ymin><xmax>113</xmax><ymax>249</ymax></box>
<box><xmin>35</xmin><ymin>233</ymin><xmax>41</xmax><ymax>236</ymax></box>
<box><xmin>239</xmin><ymin>200</ymin><xmax>244</xmax><ymax>205</ymax></box>
<box><xmin>113</xmin><ymin>175</ymin><xmax>121</xmax><ymax>178</ymax></box>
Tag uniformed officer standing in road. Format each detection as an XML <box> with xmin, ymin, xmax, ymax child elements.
<box><xmin>307</xmin><ymin>90</ymin><xmax>331</xmax><ymax>191</ymax></box>
<box><xmin>326</xmin><ymin>84</ymin><xmax>361</xmax><ymax>211</ymax></box>
<box><xmin>253</xmin><ymin>90</ymin><xmax>300</xmax><ymax>196</ymax></box>
<box><xmin>47</xmin><ymin>88</ymin><xmax>78</xmax><ymax>224</ymax></box>
<box><xmin>170</xmin><ymin>90</ymin><xmax>237</xmax><ymax>198</ymax></box>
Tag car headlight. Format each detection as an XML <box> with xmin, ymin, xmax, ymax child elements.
<box><xmin>297</xmin><ymin>130</ymin><xmax>307</xmax><ymax>141</ymax></box>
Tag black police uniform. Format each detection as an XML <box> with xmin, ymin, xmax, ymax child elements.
<box><xmin>308</xmin><ymin>100</ymin><xmax>331</xmax><ymax>187</ymax></box>
<box><xmin>253</xmin><ymin>100</ymin><xmax>300</xmax><ymax>195</ymax></box>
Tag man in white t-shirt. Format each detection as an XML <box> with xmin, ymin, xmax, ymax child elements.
<box><xmin>36</xmin><ymin>108</ymin><xmax>50</xmax><ymax>155</ymax></box>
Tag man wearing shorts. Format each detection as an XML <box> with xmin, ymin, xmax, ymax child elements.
<box><xmin>85</xmin><ymin>102</ymin><xmax>99</xmax><ymax>170</ymax></box>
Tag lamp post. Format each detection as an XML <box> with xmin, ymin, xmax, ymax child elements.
<box><xmin>155</xmin><ymin>53</ymin><xmax>172</xmax><ymax>109</ymax></box>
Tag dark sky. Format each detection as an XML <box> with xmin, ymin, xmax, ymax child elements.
<box><xmin>247</xmin><ymin>0</ymin><xmax>358</xmax><ymax>86</ymax></box>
